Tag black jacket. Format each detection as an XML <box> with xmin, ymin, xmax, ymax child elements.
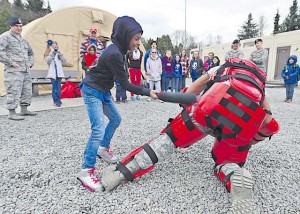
<box><xmin>82</xmin><ymin>16</ymin><xmax>150</xmax><ymax>96</ymax></box>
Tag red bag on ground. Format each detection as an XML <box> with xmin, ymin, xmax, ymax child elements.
<box><xmin>61</xmin><ymin>81</ymin><xmax>81</xmax><ymax>99</ymax></box>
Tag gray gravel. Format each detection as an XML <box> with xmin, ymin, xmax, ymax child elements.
<box><xmin>0</xmin><ymin>87</ymin><xmax>300</xmax><ymax>214</ymax></box>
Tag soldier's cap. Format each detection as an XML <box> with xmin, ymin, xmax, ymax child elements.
<box><xmin>90</xmin><ymin>27</ymin><xmax>98</xmax><ymax>33</ymax></box>
<box><xmin>47</xmin><ymin>39</ymin><xmax>54</xmax><ymax>46</ymax></box>
<box><xmin>255</xmin><ymin>38</ymin><xmax>263</xmax><ymax>44</ymax></box>
<box><xmin>9</xmin><ymin>16</ymin><xmax>22</xmax><ymax>26</ymax></box>
<box><xmin>232</xmin><ymin>39</ymin><xmax>240</xmax><ymax>44</ymax></box>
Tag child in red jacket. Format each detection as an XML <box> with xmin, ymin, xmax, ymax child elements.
<box><xmin>81</xmin><ymin>45</ymin><xmax>98</xmax><ymax>74</ymax></box>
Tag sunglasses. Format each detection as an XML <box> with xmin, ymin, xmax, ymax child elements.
<box><xmin>152</xmin><ymin>52</ymin><xmax>157</xmax><ymax>53</ymax></box>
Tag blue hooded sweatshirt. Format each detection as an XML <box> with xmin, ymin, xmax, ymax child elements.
<box><xmin>173</xmin><ymin>59</ymin><xmax>182</xmax><ymax>79</ymax></box>
<box><xmin>82</xmin><ymin>16</ymin><xmax>150</xmax><ymax>97</ymax></box>
<box><xmin>281</xmin><ymin>55</ymin><xmax>299</xmax><ymax>84</ymax></box>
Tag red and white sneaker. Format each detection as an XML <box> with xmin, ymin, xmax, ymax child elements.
<box><xmin>77</xmin><ymin>167</ymin><xmax>102</xmax><ymax>192</ymax></box>
<box><xmin>97</xmin><ymin>147</ymin><xmax>119</xmax><ymax>163</ymax></box>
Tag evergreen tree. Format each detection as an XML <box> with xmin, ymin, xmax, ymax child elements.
<box><xmin>0</xmin><ymin>0</ymin><xmax>11</xmax><ymax>34</ymax></box>
<box><xmin>0</xmin><ymin>0</ymin><xmax>12</xmax><ymax>9</ymax></box>
<box><xmin>46</xmin><ymin>0</ymin><xmax>52</xmax><ymax>13</ymax></box>
<box><xmin>280</xmin><ymin>0</ymin><xmax>300</xmax><ymax>32</ymax></box>
<box><xmin>0</xmin><ymin>7</ymin><xmax>11</xmax><ymax>34</ymax></box>
<box><xmin>25</xmin><ymin>0</ymin><xmax>44</xmax><ymax>13</ymax></box>
<box><xmin>157</xmin><ymin>34</ymin><xmax>174</xmax><ymax>55</ymax></box>
<box><xmin>13</xmin><ymin>0</ymin><xmax>24</xmax><ymax>9</ymax></box>
<box><xmin>237</xmin><ymin>13</ymin><xmax>259</xmax><ymax>40</ymax></box>
<box><xmin>0</xmin><ymin>0</ymin><xmax>52</xmax><ymax>34</ymax></box>
<box><xmin>146</xmin><ymin>38</ymin><xmax>154</xmax><ymax>50</ymax></box>
<box><xmin>12</xmin><ymin>0</ymin><xmax>25</xmax><ymax>18</ymax></box>
<box><xmin>273</xmin><ymin>9</ymin><xmax>280</xmax><ymax>34</ymax></box>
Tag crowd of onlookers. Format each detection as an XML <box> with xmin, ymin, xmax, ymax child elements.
<box><xmin>124</xmin><ymin>38</ymin><xmax>300</xmax><ymax>104</ymax></box>
<box><xmin>62</xmin><ymin>33</ymin><xmax>300</xmax><ymax>105</ymax></box>
<box><xmin>1</xmin><ymin>16</ymin><xmax>299</xmax><ymax>122</ymax></box>
<box><xmin>117</xmin><ymin>40</ymin><xmax>221</xmax><ymax>103</ymax></box>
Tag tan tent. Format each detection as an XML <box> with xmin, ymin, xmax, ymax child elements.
<box><xmin>0</xmin><ymin>6</ymin><xmax>146</xmax><ymax>96</ymax></box>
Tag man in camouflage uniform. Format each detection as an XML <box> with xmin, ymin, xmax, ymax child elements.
<box><xmin>225</xmin><ymin>39</ymin><xmax>244</xmax><ymax>61</ymax></box>
<box><xmin>0</xmin><ymin>16</ymin><xmax>37</xmax><ymax>120</ymax></box>
<box><xmin>249</xmin><ymin>39</ymin><xmax>268</xmax><ymax>73</ymax></box>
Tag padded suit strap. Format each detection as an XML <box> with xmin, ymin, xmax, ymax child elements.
<box><xmin>116</xmin><ymin>163</ymin><xmax>134</xmax><ymax>182</ymax></box>
<box><xmin>142</xmin><ymin>144</ymin><xmax>158</xmax><ymax>164</ymax></box>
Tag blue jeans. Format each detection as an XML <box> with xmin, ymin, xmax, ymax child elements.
<box><xmin>82</xmin><ymin>91</ymin><xmax>122</xmax><ymax>169</ymax></box>
<box><xmin>179</xmin><ymin>75</ymin><xmax>187</xmax><ymax>90</ymax></box>
<box><xmin>51</xmin><ymin>78</ymin><xmax>62</xmax><ymax>104</ymax></box>
<box><xmin>116</xmin><ymin>85</ymin><xmax>127</xmax><ymax>101</ymax></box>
<box><xmin>285</xmin><ymin>83</ymin><xmax>295</xmax><ymax>99</ymax></box>
<box><xmin>161</xmin><ymin>76</ymin><xmax>172</xmax><ymax>91</ymax></box>
<box><xmin>172</xmin><ymin>77</ymin><xmax>180</xmax><ymax>92</ymax></box>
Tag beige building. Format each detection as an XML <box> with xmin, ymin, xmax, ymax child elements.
<box><xmin>198</xmin><ymin>30</ymin><xmax>300</xmax><ymax>81</ymax></box>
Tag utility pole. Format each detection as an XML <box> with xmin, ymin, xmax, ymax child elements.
<box><xmin>184</xmin><ymin>0</ymin><xmax>187</xmax><ymax>48</ymax></box>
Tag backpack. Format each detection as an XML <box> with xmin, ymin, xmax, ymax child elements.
<box><xmin>61</xmin><ymin>81</ymin><xmax>81</xmax><ymax>99</ymax></box>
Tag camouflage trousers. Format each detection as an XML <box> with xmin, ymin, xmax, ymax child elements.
<box><xmin>4</xmin><ymin>71</ymin><xmax>32</xmax><ymax>110</ymax></box>
<box><xmin>135</xmin><ymin>134</ymin><xmax>176</xmax><ymax>169</ymax></box>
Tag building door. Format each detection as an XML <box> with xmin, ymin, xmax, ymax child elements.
<box><xmin>275</xmin><ymin>46</ymin><xmax>290</xmax><ymax>79</ymax></box>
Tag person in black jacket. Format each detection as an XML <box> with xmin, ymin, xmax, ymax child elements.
<box><xmin>77</xmin><ymin>16</ymin><xmax>157</xmax><ymax>192</ymax></box>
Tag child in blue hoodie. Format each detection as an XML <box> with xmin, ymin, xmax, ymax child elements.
<box><xmin>78</xmin><ymin>16</ymin><xmax>157</xmax><ymax>192</ymax></box>
<box><xmin>281</xmin><ymin>55</ymin><xmax>300</xmax><ymax>103</ymax></box>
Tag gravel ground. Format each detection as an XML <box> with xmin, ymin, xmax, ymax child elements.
<box><xmin>0</xmin><ymin>87</ymin><xmax>300</xmax><ymax>214</ymax></box>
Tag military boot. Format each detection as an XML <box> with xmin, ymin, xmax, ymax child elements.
<box><xmin>8</xmin><ymin>109</ymin><xmax>25</xmax><ymax>120</ymax></box>
<box><xmin>19</xmin><ymin>106</ymin><xmax>37</xmax><ymax>116</ymax></box>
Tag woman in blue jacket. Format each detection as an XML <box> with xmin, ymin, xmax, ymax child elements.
<box><xmin>281</xmin><ymin>55</ymin><xmax>299</xmax><ymax>103</ymax></box>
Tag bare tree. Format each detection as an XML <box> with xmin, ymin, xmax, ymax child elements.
<box><xmin>258</xmin><ymin>15</ymin><xmax>268</xmax><ymax>37</ymax></box>
<box><xmin>172</xmin><ymin>30</ymin><xmax>185</xmax><ymax>47</ymax></box>
<box><xmin>171</xmin><ymin>30</ymin><xmax>197</xmax><ymax>49</ymax></box>
<box><xmin>215</xmin><ymin>35</ymin><xmax>222</xmax><ymax>44</ymax></box>
<box><xmin>206</xmin><ymin>34</ymin><xmax>214</xmax><ymax>46</ymax></box>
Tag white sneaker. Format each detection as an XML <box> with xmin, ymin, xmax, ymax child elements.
<box><xmin>77</xmin><ymin>168</ymin><xmax>102</xmax><ymax>192</ymax></box>
<box><xmin>97</xmin><ymin>147</ymin><xmax>119</xmax><ymax>163</ymax></box>
<box><xmin>228</xmin><ymin>168</ymin><xmax>256</xmax><ymax>213</ymax></box>
<box><xmin>159</xmin><ymin>100</ymin><xmax>164</xmax><ymax>103</ymax></box>
<box><xmin>147</xmin><ymin>98</ymin><xmax>151</xmax><ymax>102</ymax></box>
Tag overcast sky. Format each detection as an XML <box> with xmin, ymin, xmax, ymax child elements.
<box><xmin>49</xmin><ymin>0</ymin><xmax>289</xmax><ymax>44</ymax></box>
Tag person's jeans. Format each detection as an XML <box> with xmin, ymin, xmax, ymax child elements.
<box><xmin>161</xmin><ymin>76</ymin><xmax>172</xmax><ymax>91</ymax></box>
<box><xmin>51</xmin><ymin>78</ymin><xmax>62</xmax><ymax>104</ymax></box>
<box><xmin>180</xmin><ymin>75</ymin><xmax>187</xmax><ymax>89</ymax></box>
<box><xmin>172</xmin><ymin>77</ymin><xmax>180</xmax><ymax>92</ymax></box>
<box><xmin>116</xmin><ymin>85</ymin><xmax>127</xmax><ymax>101</ymax></box>
<box><xmin>82</xmin><ymin>91</ymin><xmax>122</xmax><ymax>169</ymax></box>
<box><xmin>286</xmin><ymin>83</ymin><xmax>295</xmax><ymax>99</ymax></box>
